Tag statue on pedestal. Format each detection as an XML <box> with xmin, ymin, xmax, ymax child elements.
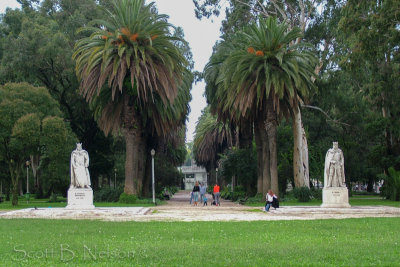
<box><xmin>324</xmin><ymin>142</ymin><xmax>345</xmax><ymax>188</ymax></box>
<box><xmin>70</xmin><ymin>143</ymin><xmax>91</xmax><ymax>188</ymax></box>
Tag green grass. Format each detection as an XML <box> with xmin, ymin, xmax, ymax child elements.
<box><xmin>0</xmin><ymin>218</ymin><xmax>399</xmax><ymax>266</ymax></box>
<box><xmin>0</xmin><ymin>199</ymin><xmax>159</xmax><ymax>210</ymax></box>
<box><xmin>245</xmin><ymin>196</ymin><xmax>400</xmax><ymax>207</ymax></box>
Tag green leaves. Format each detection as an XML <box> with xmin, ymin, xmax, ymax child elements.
<box><xmin>73</xmin><ymin>0</ymin><xmax>190</xmax><ymax>137</ymax></box>
<box><xmin>206</xmin><ymin>17</ymin><xmax>317</xmax><ymax>123</ymax></box>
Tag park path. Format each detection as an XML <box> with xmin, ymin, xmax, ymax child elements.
<box><xmin>1</xmin><ymin>190</ymin><xmax>400</xmax><ymax>221</ymax></box>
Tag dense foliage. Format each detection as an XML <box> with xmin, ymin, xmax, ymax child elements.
<box><xmin>192</xmin><ymin>0</ymin><xmax>400</xmax><ymax>199</ymax></box>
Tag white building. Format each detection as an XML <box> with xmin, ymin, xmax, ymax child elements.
<box><xmin>178</xmin><ymin>164</ymin><xmax>207</xmax><ymax>190</ymax></box>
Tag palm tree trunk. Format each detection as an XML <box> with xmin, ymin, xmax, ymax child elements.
<box><xmin>123</xmin><ymin>130</ymin><xmax>138</xmax><ymax>195</ymax></box>
<box><xmin>136</xmin><ymin>135</ymin><xmax>146</xmax><ymax>196</ymax></box>
<box><xmin>254</xmin><ymin>121</ymin><xmax>263</xmax><ymax>195</ymax></box>
<box><xmin>265</xmin><ymin>97</ymin><xmax>279</xmax><ymax>196</ymax></box>
<box><xmin>293</xmin><ymin>105</ymin><xmax>310</xmax><ymax>188</ymax></box>
<box><xmin>239</xmin><ymin>118</ymin><xmax>253</xmax><ymax>149</ymax></box>
<box><xmin>122</xmin><ymin>96</ymin><xmax>141</xmax><ymax>195</ymax></box>
<box><xmin>261</xmin><ymin>127</ymin><xmax>271</xmax><ymax>197</ymax></box>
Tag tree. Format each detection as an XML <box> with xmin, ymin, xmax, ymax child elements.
<box><xmin>214</xmin><ymin>17</ymin><xmax>317</xmax><ymax>195</ymax></box>
<box><xmin>0</xmin><ymin>0</ymin><xmax>115</xmax><ymax>187</ymax></box>
<box><xmin>338</xmin><ymin>0</ymin><xmax>400</xmax><ymax>173</ymax></box>
<box><xmin>73</xmin><ymin>0</ymin><xmax>189</xmax><ymax>195</ymax></box>
<box><xmin>0</xmin><ymin>83</ymin><xmax>76</xmax><ymax>205</ymax></box>
<box><xmin>193</xmin><ymin>107</ymin><xmax>233</xmax><ymax>184</ymax></box>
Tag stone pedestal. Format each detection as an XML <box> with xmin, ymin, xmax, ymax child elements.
<box><xmin>321</xmin><ymin>187</ymin><xmax>351</xmax><ymax>208</ymax></box>
<box><xmin>66</xmin><ymin>188</ymin><xmax>95</xmax><ymax>209</ymax></box>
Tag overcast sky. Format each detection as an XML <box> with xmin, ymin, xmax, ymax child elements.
<box><xmin>0</xmin><ymin>0</ymin><xmax>225</xmax><ymax>142</ymax></box>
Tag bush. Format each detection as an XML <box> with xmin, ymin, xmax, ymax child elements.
<box><xmin>94</xmin><ymin>186</ymin><xmax>123</xmax><ymax>202</ymax></box>
<box><xmin>49</xmin><ymin>193</ymin><xmax>59</xmax><ymax>203</ymax></box>
<box><xmin>245</xmin><ymin>193</ymin><xmax>264</xmax><ymax>204</ymax></box>
<box><xmin>293</xmin><ymin>186</ymin><xmax>312</xmax><ymax>202</ymax></box>
<box><xmin>380</xmin><ymin>167</ymin><xmax>400</xmax><ymax>201</ymax></box>
<box><xmin>119</xmin><ymin>193</ymin><xmax>137</xmax><ymax>204</ymax></box>
<box><xmin>310</xmin><ymin>188</ymin><xmax>322</xmax><ymax>200</ymax></box>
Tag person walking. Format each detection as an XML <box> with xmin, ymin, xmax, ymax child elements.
<box><xmin>265</xmin><ymin>189</ymin><xmax>277</xmax><ymax>212</ymax></box>
<box><xmin>192</xmin><ymin>181</ymin><xmax>200</xmax><ymax>206</ymax></box>
<box><xmin>213</xmin><ymin>183</ymin><xmax>220</xmax><ymax>206</ymax></box>
<box><xmin>200</xmin><ymin>183</ymin><xmax>207</xmax><ymax>204</ymax></box>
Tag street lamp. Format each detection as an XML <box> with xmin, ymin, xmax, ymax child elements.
<box><xmin>151</xmin><ymin>149</ymin><xmax>156</xmax><ymax>205</ymax></box>
<box><xmin>114</xmin><ymin>168</ymin><xmax>117</xmax><ymax>189</ymax></box>
<box><xmin>216</xmin><ymin>168</ymin><xmax>218</xmax><ymax>184</ymax></box>
<box><xmin>25</xmin><ymin>161</ymin><xmax>30</xmax><ymax>194</ymax></box>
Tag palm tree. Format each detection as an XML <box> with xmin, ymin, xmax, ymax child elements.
<box><xmin>193</xmin><ymin>107</ymin><xmax>233</xmax><ymax>184</ymax></box>
<box><xmin>73</xmin><ymin>0</ymin><xmax>188</xmax><ymax>195</ymax></box>
<box><xmin>216</xmin><ymin>17</ymin><xmax>317</xmax><ymax>195</ymax></box>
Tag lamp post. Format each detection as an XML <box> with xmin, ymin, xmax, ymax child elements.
<box><xmin>25</xmin><ymin>161</ymin><xmax>30</xmax><ymax>194</ymax></box>
<box><xmin>114</xmin><ymin>168</ymin><xmax>117</xmax><ymax>189</ymax></box>
<box><xmin>151</xmin><ymin>149</ymin><xmax>156</xmax><ymax>205</ymax></box>
<box><xmin>216</xmin><ymin>168</ymin><xmax>218</xmax><ymax>184</ymax></box>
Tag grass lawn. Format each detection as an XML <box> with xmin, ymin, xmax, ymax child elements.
<box><xmin>0</xmin><ymin>199</ymin><xmax>159</xmax><ymax>210</ymax></box>
<box><xmin>0</xmin><ymin>218</ymin><xmax>399</xmax><ymax>266</ymax></box>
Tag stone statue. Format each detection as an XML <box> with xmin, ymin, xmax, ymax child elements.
<box><xmin>70</xmin><ymin>143</ymin><xmax>91</xmax><ymax>188</ymax></box>
<box><xmin>324</xmin><ymin>142</ymin><xmax>346</xmax><ymax>188</ymax></box>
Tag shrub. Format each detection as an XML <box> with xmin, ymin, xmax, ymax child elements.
<box><xmin>380</xmin><ymin>167</ymin><xmax>400</xmax><ymax>201</ymax></box>
<box><xmin>310</xmin><ymin>188</ymin><xmax>322</xmax><ymax>200</ymax></box>
<box><xmin>119</xmin><ymin>193</ymin><xmax>137</xmax><ymax>204</ymax></box>
<box><xmin>293</xmin><ymin>186</ymin><xmax>312</xmax><ymax>202</ymax></box>
<box><xmin>94</xmin><ymin>186</ymin><xmax>123</xmax><ymax>202</ymax></box>
<box><xmin>245</xmin><ymin>193</ymin><xmax>264</xmax><ymax>204</ymax></box>
<box><xmin>49</xmin><ymin>193</ymin><xmax>59</xmax><ymax>203</ymax></box>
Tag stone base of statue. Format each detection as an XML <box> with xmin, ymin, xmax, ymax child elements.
<box><xmin>66</xmin><ymin>188</ymin><xmax>95</xmax><ymax>209</ymax></box>
<box><xmin>321</xmin><ymin>187</ymin><xmax>351</xmax><ymax>208</ymax></box>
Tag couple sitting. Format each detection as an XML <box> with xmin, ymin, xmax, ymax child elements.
<box><xmin>265</xmin><ymin>189</ymin><xmax>279</xmax><ymax>212</ymax></box>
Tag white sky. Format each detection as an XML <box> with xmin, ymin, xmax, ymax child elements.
<box><xmin>0</xmin><ymin>0</ymin><xmax>225</xmax><ymax>142</ymax></box>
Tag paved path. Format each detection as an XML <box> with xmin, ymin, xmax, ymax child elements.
<box><xmin>1</xmin><ymin>190</ymin><xmax>400</xmax><ymax>221</ymax></box>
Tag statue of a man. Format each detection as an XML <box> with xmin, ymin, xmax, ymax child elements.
<box><xmin>70</xmin><ymin>143</ymin><xmax>91</xmax><ymax>188</ymax></box>
<box><xmin>324</xmin><ymin>142</ymin><xmax>346</xmax><ymax>188</ymax></box>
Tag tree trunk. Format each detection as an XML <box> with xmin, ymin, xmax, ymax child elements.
<box><xmin>254</xmin><ymin>122</ymin><xmax>263</xmax><ymax>194</ymax></box>
<box><xmin>122</xmin><ymin>96</ymin><xmax>142</xmax><ymax>196</ymax></box>
<box><xmin>239</xmin><ymin>118</ymin><xmax>253</xmax><ymax>149</ymax></box>
<box><xmin>265</xmin><ymin>97</ymin><xmax>279</xmax><ymax>197</ymax></box>
<box><xmin>30</xmin><ymin>155</ymin><xmax>40</xmax><ymax>192</ymax></box>
<box><xmin>293</xmin><ymin>105</ymin><xmax>310</xmax><ymax>188</ymax></box>
<box><xmin>142</xmin><ymin>152</ymin><xmax>152</xmax><ymax>197</ymax></box>
<box><xmin>9</xmin><ymin>163</ymin><xmax>21</xmax><ymax>206</ymax></box>
<box><xmin>136</xmin><ymin>134</ymin><xmax>146</xmax><ymax>196</ymax></box>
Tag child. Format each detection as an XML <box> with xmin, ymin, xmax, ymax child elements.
<box><xmin>203</xmin><ymin>196</ymin><xmax>208</xmax><ymax>206</ymax></box>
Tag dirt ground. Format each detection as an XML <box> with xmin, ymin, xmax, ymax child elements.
<box><xmin>1</xmin><ymin>190</ymin><xmax>400</xmax><ymax>222</ymax></box>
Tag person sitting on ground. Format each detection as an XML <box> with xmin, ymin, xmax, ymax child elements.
<box><xmin>192</xmin><ymin>181</ymin><xmax>200</xmax><ymax>206</ymax></box>
<box><xmin>213</xmin><ymin>183</ymin><xmax>220</xmax><ymax>206</ymax></box>
<box><xmin>265</xmin><ymin>189</ymin><xmax>277</xmax><ymax>212</ymax></box>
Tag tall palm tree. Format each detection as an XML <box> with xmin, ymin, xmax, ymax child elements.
<box><xmin>73</xmin><ymin>0</ymin><xmax>188</xmax><ymax>195</ymax></box>
<box><xmin>193</xmin><ymin>107</ymin><xmax>233</xmax><ymax>184</ymax></box>
<box><xmin>216</xmin><ymin>17</ymin><xmax>317</xmax><ymax>195</ymax></box>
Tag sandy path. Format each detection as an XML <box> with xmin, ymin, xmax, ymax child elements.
<box><xmin>1</xmin><ymin>190</ymin><xmax>400</xmax><ymax>221</ymax></box>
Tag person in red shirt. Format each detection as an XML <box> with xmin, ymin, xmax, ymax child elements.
<box><xmin>213</xmin><ymin>183</ymin><xmax>220</xmax><ymax>206</ymax></box>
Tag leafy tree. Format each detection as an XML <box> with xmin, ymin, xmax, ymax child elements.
<box><xmin>73</xmin><ymin>0</ymin><xmax>190</xmax><ymax>195</ymax></box>
<box><xmin>338</xmin><ymin>0</ymin><xmax>400</xmax><ymax>172</ymax></box>
<box><xmin>212</xmin><ymin>17</ymin><xmax>317</xmax><ymax>196</ymax></box>
<box><xmin>0</xmin><ymin>0</ymin><xmax>115</xmax><ymax>187</ymax></box>
<box><xmin>0</xmin><ymin>83</ymin><xmax>76</xmax><ymax>205</ymax></box>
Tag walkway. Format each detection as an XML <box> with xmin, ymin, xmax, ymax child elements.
<box><xmin>1</xmin><ymin>190</ymin><xmax>400</xmax><ymax>221</ymax></box>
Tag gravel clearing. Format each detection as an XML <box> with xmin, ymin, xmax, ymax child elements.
<box><xmin>1</xmin><ymin>191</ymin><xmax>399</xmax><ymax>221</ymax></box>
